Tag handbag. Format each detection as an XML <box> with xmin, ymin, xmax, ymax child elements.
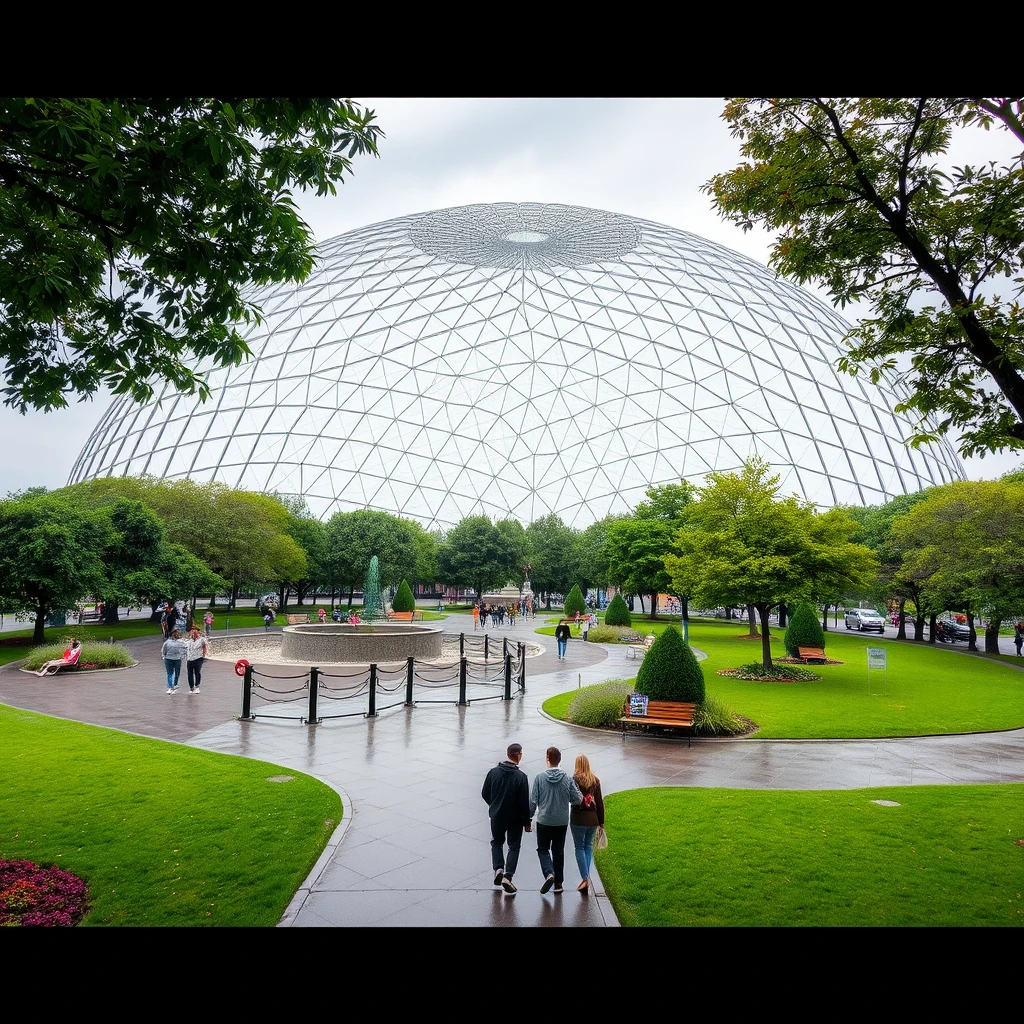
<box><xmin>594</xmin><ymin>825</ymin><xmax>608</xmax><ymax>850</ymax></box>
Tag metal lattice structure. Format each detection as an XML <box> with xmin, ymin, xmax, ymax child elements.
<box><xmin>68</xmin><ymin>202</ymin><xmax>965</xmax><ymax>529</ymax></box>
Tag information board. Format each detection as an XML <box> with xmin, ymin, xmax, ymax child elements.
<box><xmin>867</xmin><ymin>647</ymin><xmax>887</xmax><ymax>669</ymax></box>
<box><xmin>628</xmin><ymin>693</ymin><xmax>649</xmax><ymax>716</ymax></box>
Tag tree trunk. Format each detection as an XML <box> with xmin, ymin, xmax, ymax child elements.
<box><xmin>821</xmin><ymin>603</ymin><xmax>829</xmax><ymax>632</ymax></box>
<box><xmin>650</xmin><ymin>592</ymin><xmax>658</xmax><ymax>618</ymax></box>
<box><xmin>778</xmin><ymin>602</ymin><xmax>788</xmax><ymax>628</ymax></box>
<box><xmin>895</xmin><ymin>598</ymin><xmax>907</xmax><ymax>640</ymax></box>
<box><xmin>680</xmin><ymin>596</ymin><xmax>690</xmax><ymax>644</ymax></box>
<box><xmin>756</xmin><ymin>602</ymin><xmax>773</xmax><ymax>669</ymax></box>
<box><xmin>913</xmin><ymin>615</ymin><xmax>925</xmax><ymax>641</ymax></box>
<box><xmin>347</xmin><ymin>585</ymin><xmax>354</xmax><ymax>609</ymax></box>
<box><xmin>967</xmin><ymin>611</ymin><xmax>978</xmax><ymax>652</ymax></box>
<box><xmin>100</xmin><ymin>597</ymin><xmax>120</xmax><ymax>625</ymax></box>
<box><xmin>33</xmin><ymin>606</ymin><xmax>46</xmax><ymax>645</ymax></box>
<box><xmin>928</xmin><ymin>612</ymin><xmax>938</xmax><ymax>643</ymax></box>
<box><xmin>747</xmin><ymin>604</ymin><xmax>758</xmax><ymax>635</ymax></box>
<box><xmin>984</xmin><ymin>618</ymin><xmax>1002</xmax><ymax>654</ymax></box>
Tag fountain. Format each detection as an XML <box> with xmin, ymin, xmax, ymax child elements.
<box><xmin>362</xmin><ymin>555</ymin><xmax>384</xmax><ymax>621</ymax></box>
<box><xmin>280</xmin><ymin>621</ymin><xmax>442</xmax><ymax>663</ymax></box>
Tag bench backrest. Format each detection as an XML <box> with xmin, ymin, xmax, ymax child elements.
<box><xmin>624</xmin><ymin>699</ymin><xmax>696</xmax><ymax>722</ymax></box>
<box><xmin>391</xmin><ymin>611</ymin><xmax>415</xmax><ymax>621</ymax></box>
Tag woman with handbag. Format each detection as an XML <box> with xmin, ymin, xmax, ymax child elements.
<box><xmin>570</xmin><ymin>753</ymin><xmax>605</xmax><ymax>895</ymax></box>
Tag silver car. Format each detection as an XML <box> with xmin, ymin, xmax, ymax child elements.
<box><xmin>844</xmin><ymin>608</ymin><xmax>886</xmax><ymax>632</ymax></box>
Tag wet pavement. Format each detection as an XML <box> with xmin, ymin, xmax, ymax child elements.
<box><xmin>2</xmin><ymin>611</ymin><xmax>1023</xmax><ymax>928</ymax></box>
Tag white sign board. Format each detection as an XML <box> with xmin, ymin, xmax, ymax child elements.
<box><xmin>867</xmin><ymin>647</ymin><xmax>887</xmax><ymax>669</ymax></box>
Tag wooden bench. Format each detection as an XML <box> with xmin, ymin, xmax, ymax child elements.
<box><xmin>285</xmin><ymin>613</ymin><xmax>310</xmax><ymax>625</ymax></box>
<box><xmin>78</xmin><ymin>609</ymin><xmax>102</xmax><ymax>623</ymax></box>
<box><xmin>619</xmin><ymin>698</ymin><xmax>696</xmax><ymax>746</ymax></box>
<box><xmin>388</xmin><ymin>610</ymin><xmax>421</xmax><ymax>622</ymax></box>
<box><xmin>797</xmin><ymin>646</ymin><xmax>827</xmax><ymax>663</ymax></box>
<box><xmin>626</xmin><ymin>635</ymin><xmax>655</xmax><ymax>659</ymax></box>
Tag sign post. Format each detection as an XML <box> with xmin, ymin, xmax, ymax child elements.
<box><xmin>867</xmin><ymin>646</ymin><xmax>887</xmax><ymax>695</ymax></box>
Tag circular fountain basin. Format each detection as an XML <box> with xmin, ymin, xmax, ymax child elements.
<box><xmin>280</xmin><ymin>622</ymin><xmax>443</xmax><ymax>664</ymax></box>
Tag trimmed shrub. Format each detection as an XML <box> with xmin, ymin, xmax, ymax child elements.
<box><xmin>392</xmin><ymin>579</ymin><xmax>416</xmax><ymax>613</ymax></box>
<box><xmin>635</xmin><ymin>625</ymin><xmax>705</xmax><ymax>703</ymax></box>
<box><xmin>784</xmin><ymin>601</ymin><xmax>826</xmax><ymax>658</ymax></box>
<box><xmin>563</xmin><ymin>584</ymin><xmax>587</xmax><ymax>618</ymax></box>
<box><xmin>604</xmin><ymin>593</ymin><xmax>632</xmax><ymax>627</ymax></box>
<box><xmin>586</xmin><ymin>624</ymin><xmax>635</xmax><ymax>644</ymax></box>
<box><xmin>567</xmin><ymin>679</ymin><xmax>635</xmax><ymax>727</ymax></box>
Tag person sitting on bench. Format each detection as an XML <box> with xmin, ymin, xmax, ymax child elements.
<box><xmin>35</xmin><ymin>639</ymin><xmax>83</xmax><ymax>676</ymax></box>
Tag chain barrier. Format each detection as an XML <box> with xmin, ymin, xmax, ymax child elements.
<box><xmin>238</xmin><ymin>632</ymin><xmax>528</xmax><ymax>724</ymax></box>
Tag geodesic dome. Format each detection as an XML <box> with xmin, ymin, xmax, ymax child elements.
<box><xmin>69</xmin><ymin>202</ymin><xmax>965</xmax><ymax>529</ymax></box>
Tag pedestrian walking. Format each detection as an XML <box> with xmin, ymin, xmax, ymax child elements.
<box><xmin>185</xmin><ymin>627</ymin><xmax>209</xmax><ymax>693</ymax></box>
<box><xmin>473</xmin><ymin>604</ymin><xmax>480</xmax><ymax>631</ymax></box>
<box><xmin>203</xmin><ymin>610</ymin><xmax>214</xmax><ymax>636</ymax></box>
<box><xmin>569</xmin><ymin>753</ymin><xmax>605</xmax><ymax>895</ymax></box>
<box><xmin>555</xmin><ymin>621</ymin><xmax>571</xmax><ymax>659</ymax></box>
<box><xmin>161</xmin><ymin>628</ymin><xmax>187</xmax><ymax>693</ymax></box>
<box><xmin>1015</xmin><ymin>622</ymin><xmax>1024</xmax><ymax>656</ymax></box>
<box><xmin>581</xmin><ymin>614</ymin><xmax>592</xmax><ymax>642</ymax></box>
<box><xmin>481</xmin><ymin>742</ymin><xmax>532</xmax><ymax>896</ymax></box>
<box><xmin>529</xmin><ymin>746</ymin><xmax>582</xmax><ymax>894</ymax></box>
<box><xmin>263</xmin><ymin>608</ymin><xmax>274</xmax><ymax>631</ymax></box>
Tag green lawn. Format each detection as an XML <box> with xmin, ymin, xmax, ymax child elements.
<box><xmin>597</xmin><ymin>785</ymin><xmax>1024</xmax><ymax>926</ymax></box>
<box><xmin>0</xmin><ymin>705</ymin><xmax>341</xmax><ymax>926</ymax></box>
<box><xmin>543</xmin><ymin>617</ymin><xmax>1024</xmax><ymax>738</ymax></box>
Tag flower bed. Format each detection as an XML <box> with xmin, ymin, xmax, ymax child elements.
<box><xmin>0</xmin><ymin>859</ymin><xmax>90</xmax><ymax>926</ymax></box>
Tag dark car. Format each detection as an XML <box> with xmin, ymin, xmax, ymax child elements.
<box><xmin>935</xmin><ymin>620</ymin><xmax>971</xmax><ymax>643</ymax></box>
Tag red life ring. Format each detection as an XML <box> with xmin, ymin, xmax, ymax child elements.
<box><xmin>235</xmin><ymin>658</ymin><xmax>250</xmax><ymax>676</ymax></box>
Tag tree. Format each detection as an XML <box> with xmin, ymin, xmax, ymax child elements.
<box><xmin>605</xmin><ymin>483</ymin><xmax>694</xmax><ymax>623</ymax></box>
<box><xmin>705</xmin><ymin>98</ymin><xmax>1024</xmax><ymax>457</ymax></box>
<box><xmin>325</xmin><ymin>510</ymin><xmax>418</xmax><ymax>606</ymax></box>
<box><xmin>0</xmin><ymin>98</ymin><xmax>382</xmax><ymax>412</ymax></box>
<box><xmin>436</xmin><ymin>516</ymin><xmax>514</xmax><ymax>601</ymax></box>
<box><xmin>784</xmin><ymin>602</ymin><xmax>826</xmax><ymax>658</ymax></box>
<box><xmin>635</xmin><ymin>626</ymin><xmax>705</xmax><ymax>703</ymax></box>
<box><xmin>0</xmin><ymin>492</ymin><xmax>107</xmax><ymax>642</ymax></box>
<box><xmin>525</xmin><ymin>514</ymin><xmax>579</xmax><ymax>606</ymax></box>
<box><xmin>889</xmin><ymin>480</ymin><xmax>1024</xmax><ymax>652</ymax></box>
<box><xmin>664</xmin><ymin>457</ymin><xmax>877</xmax><ymax>670</ymax></box>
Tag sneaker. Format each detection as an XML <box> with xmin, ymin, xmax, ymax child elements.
<box><xmin>553</xmin><ymin>886</ymin><xmax>564</xmax><ymax>894</ymax></box>
<box><xmin>188</xmin><ymin>689</ymin><xmax>194</xmax><ymax>694</ymax></box>
<box><xmin>493</xmin><ymin>869</ymin><xmax>504</xmax><ymax>887</ymax></box>
<box><xmin>540</xmin><ymin>873</ymin><xmax>554</xmax><ymax>894</ymax></box>
<box><xmin>194</xmin><ymin>686</ymin><xmax>200</xmax><ymax>693</ymax></box>
<box><xmin>502</xmin><ymin>877</ymin><xmax>517</xmax><ymax>895</ymax></box>
<box><xmin>167</xmin><ymin>688</ymin><xmax>174</xmax><ymax>694</ymax></box>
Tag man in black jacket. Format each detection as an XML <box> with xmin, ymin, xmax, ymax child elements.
<box><xmin>481</xmin><ymin>742</ymin><xmax>532</xmax><ymax>896</ymax></box>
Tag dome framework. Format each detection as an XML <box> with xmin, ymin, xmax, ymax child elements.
<box><xmin>69</xmin><ymin>202</ymin><xmax>965</xmax><ymax>530</ymax></box>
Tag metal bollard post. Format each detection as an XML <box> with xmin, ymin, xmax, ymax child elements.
<box><xmin>458</xmin><ymin>657</ymin><xmax>468</xmax><ymax>706</ymax></box>
<box><xmin>460</xmin><ymin>632</ymin><xmax>465</xmax><ymax>657</ymax></box>
<box><xmin>367</xmin><ymin>663</ymin><xmax>378</xmax><ymax>717</ymax></box>
<box><xmin>308</xmin><ymin>667</ymin><xmax>319</xmax><ymax>724</ymax></box>
<box><xmin>519</xmin><ymin>641</ymin><xmax>526</xmax><ymax>692</ymax></box>
<box><xmin>405</xmin><ymin>657</ymin><xmax>414</xmax><ymax>706</ymax></box>
<box><xmin>502</xmin><ymin>636</ymin><xmax>508</xmax><ymax>659</ymax></box>
<box><xmin>504</xmin><ymin>651</ymin><xmax>512</xmax><ymax>700</ymax></box>
<box><xmin>484</xmin><ymin>633</ymin><xmax>489</xmax><ymax>660</ymax></box>
<box><xmin>241</xmin><ymin>664</ymin><xmax>253</xmax><ymax>720</ymax></box>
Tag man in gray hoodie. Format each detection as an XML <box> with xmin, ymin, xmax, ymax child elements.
<box><xmin>529</xmin><ymin>745</ymin><xmax>583</xmax><ymax>894</ymax></box>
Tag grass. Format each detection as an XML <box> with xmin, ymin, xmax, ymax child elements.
<box><xmin>0</xmin><ymin>705</ymin><xmax>341</xmax><ymax>926</ymax></box>
<box><xmin>596</xmin><ymin>785</ymin><xmax>1024</xmax><ymax>926</ymax></box>
<box><xmin>542</xmin><ymin>617</ymin><xmax>1024</xmax><ymax>738</ymax></box>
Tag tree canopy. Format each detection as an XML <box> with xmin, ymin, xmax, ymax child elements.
<box><xmin>0</xmin><ymin>98</ymin><xmax>382</xmax><ymax>412</ymax></box>
<box><xmin>704</xmin><ymin>97</ymin><xmax>1024</xmax><ymax>457</ymax></box>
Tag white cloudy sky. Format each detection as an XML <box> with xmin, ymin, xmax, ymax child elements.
<box><xmin>3</xmin><ymin>96</ymin><xmax>1022</xmax><ymax>496</ymax></box>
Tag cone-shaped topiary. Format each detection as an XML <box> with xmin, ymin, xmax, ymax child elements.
<box><xmin>635</xmin><ymin>625</ymin><xmax>705</xmax><ymax>703</ymax></box>
<box><xmin>392</xmin><ymin>579</ymin><xmax>416</xmax><ymax>613</ymax></box>
<box><xmin>604</xmin><ymin>592</ymin><xmax>632</xmax><ymax>627</ymax></box>
<box><xmin>563</xmin><ymin>583</ymin><xmax>587</xmax><ymax>618</ymax></box>
<box><xmin>784</xmin><ymin>601</ymin><xmax>826</xmax><ymax>658</ymax></box>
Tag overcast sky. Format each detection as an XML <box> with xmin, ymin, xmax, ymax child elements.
<box><xmin>3</xmin><ymin>97</ymin><xmax>1022</xmax><ymax>496</ymax></box>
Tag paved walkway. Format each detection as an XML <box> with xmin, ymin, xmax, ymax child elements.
<box><xmin>2</xmin><ymin>612</ymin><xmax>1023</xmax><ymax>927</ymax></box>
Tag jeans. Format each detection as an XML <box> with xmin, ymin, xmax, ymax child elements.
<box><xmin>163</xmin><ymin>658</ymin><xmax>182</xmax><ymax>688</ymax></box>
<box><xmin>490</xmin><ymin>819</ymin><xmax>524</xmax><ymax>878</ymax></box>
<box><xmin>187</xmin><ymin>658</ymin><xmax>204</xmax><ymax>689</ymax></box>
<box><xmin>557</xmin><ymin>638</ymin><xmax>567</xmax><ymax>657</ymax></box>
<box><xmin>535</xmin><ymin>823</ymin><xmax>568</xmax><ymax>885</ymax></box>
<box><xmin>570</xmin><ymin>824</ymin><xmax>597</xmax><ymax>880</ymax></box>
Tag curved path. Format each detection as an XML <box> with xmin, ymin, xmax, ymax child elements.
<box><xmin>2</xmin><ymin>612</ymin><xmax>1023</xmax><ymax>928</ymax></box>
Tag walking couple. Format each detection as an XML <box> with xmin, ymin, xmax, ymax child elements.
<box><xmin>481</xmin><ymin>743</ymin><xmax>605</xmax><ymax>896</ymax></box>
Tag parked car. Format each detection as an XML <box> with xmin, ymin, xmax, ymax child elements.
<box><xmin>844</xmin><ymin>608</ymin><xmax>887</xmax><ymax>632</ymax></box>
<box><xmin>935</xmin><ymin>619</ymin><xmax>971</xmax><ymax>643</ymax></box>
